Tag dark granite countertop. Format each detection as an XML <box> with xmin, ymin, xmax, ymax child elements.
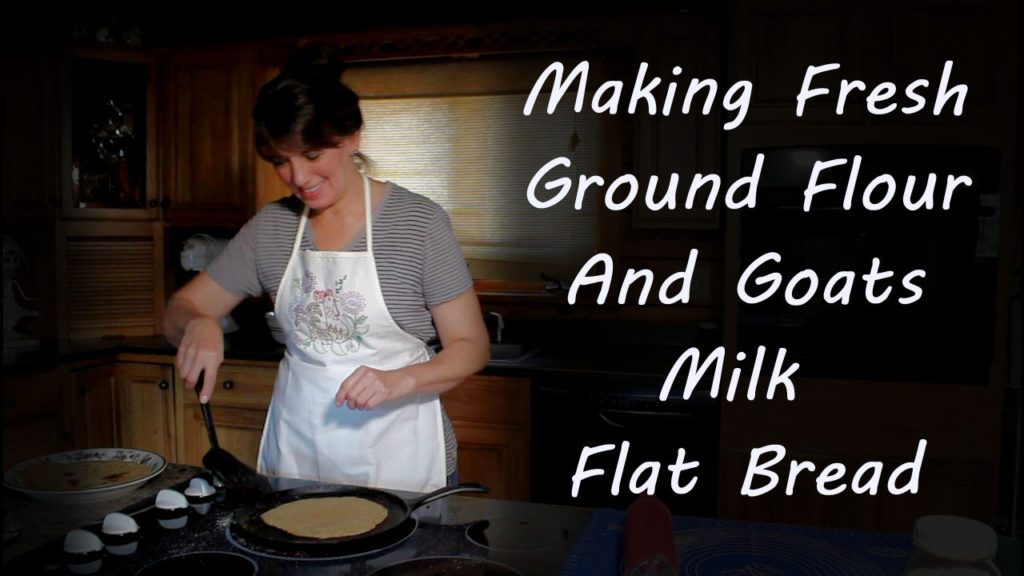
<box><xmin>2</xmin><ymin>463</ymin><xmax>201</xmax><ymax>564</ymax></box>
<box><xmin>4</xmin><ymin>333</ymin><xmax>693</xmax><ymax>385</ymax></box>
<box><xmin>4</xmin><ymin>467</ymin><xmax>595</xmax><ymax>575</ymax></box>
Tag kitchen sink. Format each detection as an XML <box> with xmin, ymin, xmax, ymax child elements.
<box><xmin>489</xmin><ymin>342</ymin><xmax>538</xmax><ymax>362</ymax></box>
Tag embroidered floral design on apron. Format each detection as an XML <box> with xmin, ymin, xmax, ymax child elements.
<box><xmin>257</xmin><ymin>175</ymin><xmax>447</xmax><ymax>493</ymax></box>
<box><xmin>290</xmin><ymin>271</ymin><xmax>370</xmax><ymax>356</ymax></box>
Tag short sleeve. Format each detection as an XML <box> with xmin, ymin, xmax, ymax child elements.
<box><xmin>422</xmin><ymin>207</ymin><xmax>473</xmax><ymax>307</ymax></box>
<box><xmin>206</xmin><ymin>213</ymin><xmax>264</xmax><ymax>298</ymax></box>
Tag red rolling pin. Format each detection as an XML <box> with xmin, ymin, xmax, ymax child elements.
<box><xmin>623</xmin><ymin>496</ymin><xmax>679</xmax><ymax>576</ymax></box>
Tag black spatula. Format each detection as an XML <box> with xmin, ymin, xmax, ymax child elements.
<box><xmin>195</xmin><ymin>371</ymin><xmax>273</xmax><ymax>495</ymax></box>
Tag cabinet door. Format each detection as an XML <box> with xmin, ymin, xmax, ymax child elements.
<box><xmin>443</xmin><ymin>375</ymin><xmax>531</xmax><ymax>500</ymax></box>
<box><xmin>2</xmin><ymin>368</ymin><xmax>69</xmax><ymax>469</ymax></box>
<box><xmin>179</xmin><ymin>364</ymin><xmax>274</xmax><ymax>470</ymax></box>
<box><xmin>253</xmin><ymin>63</ymin><xmax>291</xmax><ymax>210</ymax></box>
<box><xmin>162</xmin><ymin>47</ymin><xmax>253</xmax><ymax>225</ymax></box>
<box><xmin>731</xmin><ymin>0</ymin><xmax>867</xmax><ymax>124</ymax></box>
<box><xmin>62</xmin><ymin>47</ymin><xmax>160</xmax><ymax>220</ymax></box>
<box><xmin>68</xmin><ymin>363</ymin><xmax>117</xmax><ymax>449</ymax></box>
<box><xmin>57</xmin><ymin>221</ymin><xmax>164</xmax><ymax>339</ymax></box>
<box><xmin>116</xmin><ymin>363</ymin><xmax>176</xmax><ymax>462</ymax></box>
<box><xmin>3</xmin><ymin>42</ymin><xmax>60</xmax><ymax>221</ymax></box>
<box><xmin>451</xmin><ymin>421</ymin><xmax>530</xmax><ymax>500</ymax></box>
<box><xmin>181</xmin><ymin>404</ymin><xmax>269</xmax><ymax>471</ymax></box>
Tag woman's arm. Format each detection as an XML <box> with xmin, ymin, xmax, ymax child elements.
<box><xmin>336</xmin><ymin>288</ymin><xmax>490</xmax><ymax>410</ymax></box>
<box><xmin>164</xmin><ymin>271</ymin><xmax>245</xmax><ymax>403</ymax></box>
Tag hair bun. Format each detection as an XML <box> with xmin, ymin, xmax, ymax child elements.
<box><xmin>284</xmin><ymin>42</ymin><xmax>345</xmax><ymax>82</ymax></box>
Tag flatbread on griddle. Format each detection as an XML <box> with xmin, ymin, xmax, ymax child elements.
<box><xmin>20</xmin><ymin>460</ymin><xmax>152</xmax><ymax>491</ymax></box>
<box><xmin>260</xmin><ymin>496</ymin><xmax>389</xmax><ymax>539</ymax></box>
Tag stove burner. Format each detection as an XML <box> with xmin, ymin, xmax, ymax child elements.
<box><xmin>135</xmin><ymin>552</ymin><xmax>257</xmax><ymax>576</ymax></box>
<box><xmin>367</xmin><ymin>556</ymin><xmax>526</xmax><ymax>576</ymax></box>
<box><xmin>226</xmin><ymin>517</ymin><xmax>418</xmax><ymax>561</ymax></box>
<box><xmin>466</xmin><ymin>516</ymin><xmax>570</xmax><ymax>551</ymax></box>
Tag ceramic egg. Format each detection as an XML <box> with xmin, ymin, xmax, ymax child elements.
<box><xmin>63</xmin><ymin>528</ymin><xmax>103</xmax><ymax>574</ymax></box>
<box><xmin>155</xmin><ymin>489</ymin><xmax>189</xmax><ymax>529</ymax></box>
<box><xmin>101</xmin><ymin>512</ymin><xmax>141</xmax><ymax>555</ymax></box>
<box><xmin>184</xmin><ymin>477</ymin><xmax>216</xmax><ymax>515</ymax></box>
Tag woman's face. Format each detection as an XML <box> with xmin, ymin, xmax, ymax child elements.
<box><xmin>269</xmin><ymin>133</ymin><xmax>361</xmax><ymax>211</ymax></box>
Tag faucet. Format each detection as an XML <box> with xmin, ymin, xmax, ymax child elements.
<box><xmin>488</xmin><ymin>312</ymin><xmax>505</xmax><ymax>343</ymax></box>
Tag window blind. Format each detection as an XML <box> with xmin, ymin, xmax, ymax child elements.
<box><xmin>350</xmin><ymin>60</ymin><xmax>603</xmax><ymax>282</ymax></box>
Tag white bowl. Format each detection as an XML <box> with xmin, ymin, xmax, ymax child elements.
<box><xmin>4</xmin><ymin>448</ymin><xmax>166</xmax><ymax>504</ymax></box>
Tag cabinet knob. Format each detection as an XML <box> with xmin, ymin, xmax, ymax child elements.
<box><xmin>148</xmin><ymin>199</ymin><xmax>158</xmax><ymax>208</ymax></box>
<box><xmin>222</xmin><ymin>380</ymin><xmax>234</xmax><ymax>390</ymax></box>
<box><xmin>157</xmin><ymin>380</ymin><xmax>169</xmax><ymax>390</ymax></box>
<box><xmin>160</xmin><ymin>199</ymin><xmax>171</xmax><ymax>209</ymax></box>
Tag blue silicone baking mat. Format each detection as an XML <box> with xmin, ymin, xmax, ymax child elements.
<box><xmin>560</xmin><ymin>508</ymin><xmax>914</xmax><ymax>576</ymax></box>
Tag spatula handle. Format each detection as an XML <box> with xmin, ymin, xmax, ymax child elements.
<box><xmin>195</xmin><ymin>371</ymin><xmax>220</xmax><ymax>450</ymax></box>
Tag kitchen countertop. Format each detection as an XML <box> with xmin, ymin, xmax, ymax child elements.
<box><xmin>3</xmin><ymin>334</ymin><xmax>692</xmax><ymax>384</ymax></box>
<box><xmin>4</xmin><ymin>465</ymin><xmax>595</xmax><ymax>575</ymax></box>
<box><xmin>2</xmin><ymin>463</ymin><xmax>199</xmax><ymax>564</ymax></box>
<box><xmin>10</xmin><ymin>468</ymin><xmax>1018</xmax><ymax>576</ymax></box>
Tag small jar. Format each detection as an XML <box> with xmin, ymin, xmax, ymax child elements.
<box><xmin>903</xmin><ymin>515</ymin><xmax>1000</xmax><ymax>576</ymax></box>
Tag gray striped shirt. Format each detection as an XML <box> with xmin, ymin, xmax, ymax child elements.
<box><xmin>207</xmin><ymin>181</ymin><xmax>472</xmax><ymax>478</ymax></box>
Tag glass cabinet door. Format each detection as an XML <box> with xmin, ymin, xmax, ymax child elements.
<box><xmin>65</xmin><ymin>49</ymin><xmax>157</xmax><ymax>218</ymax></box>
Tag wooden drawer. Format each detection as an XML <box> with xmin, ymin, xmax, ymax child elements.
<box><xmin>3</xmin><ymin>369</ymin><xmax>65</xmax><ymax>424</ymax></box>
<box><xmin>442</xmin><ymin>374</ymin><xmax>530</xmax><ymax>425</ymax></box>
<box><xmin>183</xmin><ymin>363</ymin><xmax>276</xmax><ymax>409</ymax></box>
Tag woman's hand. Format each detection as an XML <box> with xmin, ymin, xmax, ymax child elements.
<box><xmin>336</xmin><ymin>367</ymin><xmax>415</xmax><ymax>410</ymax></box>
<box><xmin>163</xmin><ymin>272</ymin><xmax>243</xmax><ymax>404</ymax></box>
<box><xmin>177</xmin><ymin>316</ymin><xmax>225</xmax><ymax>403</ymax></box>
<box><xmin>334</xmin><ymin>289</ymin><xmax>489</xmax><ymax>411</ymax></box>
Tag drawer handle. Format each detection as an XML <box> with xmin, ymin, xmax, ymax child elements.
<box><xmin>222</xmin><ymin>380</ymin><xmax>235</xmax><ymax>390</ymax></box>
<box><xmin>157</xmin><ymin>380</ymin><xmax>169</xmax><ymax>390</ymax></box>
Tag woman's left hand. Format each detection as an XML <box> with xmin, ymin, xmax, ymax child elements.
<box><xmin>336</xmin><ymin>366</ymin><xmax>414</xmax><ymax>410</ymax></box>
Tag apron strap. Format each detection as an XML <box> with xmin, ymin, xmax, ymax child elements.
<box><xmin>362</xmin><ymin>174</ymin><xmax>374</xmax><ymax>253</ymax></box>
<box><xmin>291</xmin><ymin>205</ymin><xmax>310</xmax><ymax>261</ymax></box>
<box><xmin>291</xmin><ymin>174</ymin><xmax>373</xmax><ymax>255</ymax></box>
<box><xmin>293</xmin><ymin>174</ymin><xmax>374</xmax><ymax>252</ymax></box>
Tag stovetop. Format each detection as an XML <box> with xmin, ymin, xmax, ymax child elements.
<box><xmin>6</xmin><ymin>476</ymin><xmax>587</xmax><ymax>576</ymax></box>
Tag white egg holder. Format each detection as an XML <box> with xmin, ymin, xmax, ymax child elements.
<box><xmin>61</xmin><ymin>477</ymin><xmax>218</xmax><ymax>573</ymax></box>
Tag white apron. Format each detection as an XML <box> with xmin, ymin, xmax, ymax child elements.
<box><xmin>257</xmin><ymin>175</ymin><xmax>447</xmax><ymax>492</ymax></box>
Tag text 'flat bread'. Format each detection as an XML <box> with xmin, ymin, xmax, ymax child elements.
<box><xmin>261</xmin><ymin>496</ymin><xmax>389</xmax><ymax>539</ymax></box>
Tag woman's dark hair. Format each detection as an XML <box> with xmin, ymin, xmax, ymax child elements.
<box><xmin>253</xmin><ymin>43</ymin><xmax>363</xmax><ymax>161</ymax></box>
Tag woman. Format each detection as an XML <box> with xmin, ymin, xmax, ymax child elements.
<box><xmin>163</xmin><ymin>44</ymin><xmax>490</xmax><ymax>493</ymax></box>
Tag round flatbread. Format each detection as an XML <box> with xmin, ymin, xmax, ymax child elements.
<box><xmin>260</xmin><ymin>496</ymin><xmax>389</xmax><ymax>539</ymax></box>
<box><xmin>20</xmin><ymin>460</ymin><xmax>152</xmax><ymax>491</ymax></box>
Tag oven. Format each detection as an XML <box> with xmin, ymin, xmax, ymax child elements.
<box><xmin>738</xmin><ymin>145</ymin><xmax>1001</xmax><ymax>385</ymax></box>
<box><xmin>530</xmin><ymin>371</ymin><xmax>720</xmax><ymax>517</ymax></box>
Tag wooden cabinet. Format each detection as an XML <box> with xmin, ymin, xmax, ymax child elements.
<box><xmin>718</xmin><ymin>0</ymin><xmax>1017</xmax><ymax>531</ymax></box>
<box><xmin>729</xmin><ymin>0</ymin><xmax>1017</xmax><ymax>125</ymax></box>
<box><xmin>442</xmin><ymin>374</ymin><xmax>531</xmax><ymax>500</ymax></box>
<box><xmin>161</xmin><ymin>47</ymin><xmax>254</xmax><ymax>226</ymax></box>
<box><xmin>115</xmin><ymin>362</ymin><xmax>177</xmax><ymax>461</ymax></box>
<box><xmin>178</xmin><ymin>362</ymin><xmax>275</xmax><ymax>470</ymax></box>
<box><xmin>3</xmin><ymin>42</ymin><xmax>61</xmax><ymax>223</ymax></box>
<box><xmin>61</xmin><ymin>46</ymin><xmax>160</xmax><ymax>220</ymax></box>
<box><xmin>56</xmin><ymin>221</ymin><xmax>164</xmax><ymax>339</ymax></box>
<box><xmin>2</xmin><ymin>368</ymin><xmax>69</xmax><ymax>470</ymax></box>
<box><xmin>68</xmin><ymin>363</ymin><xmax>117</xmax><ymax>449</ymax></box>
